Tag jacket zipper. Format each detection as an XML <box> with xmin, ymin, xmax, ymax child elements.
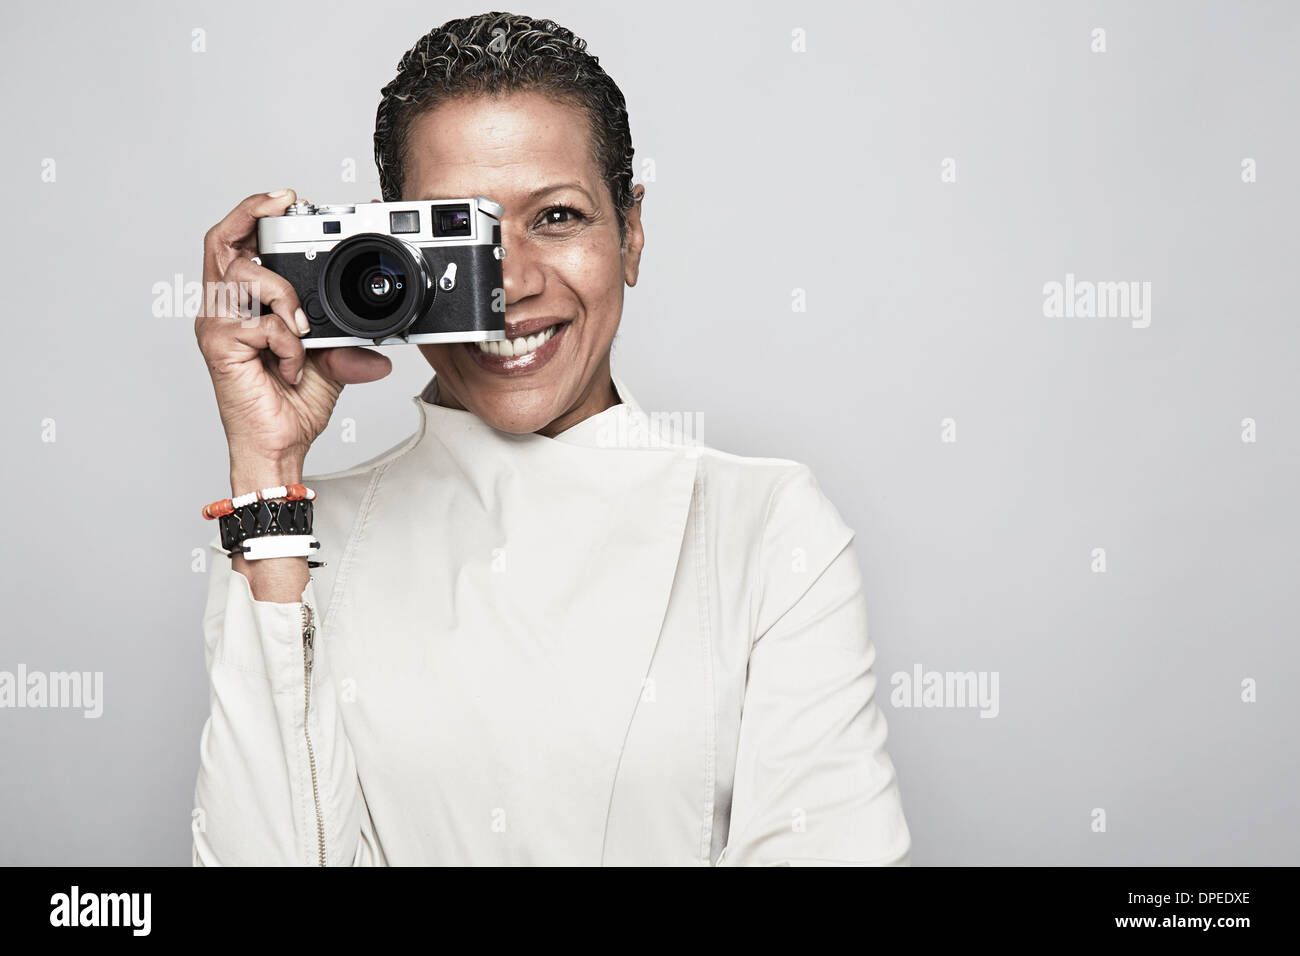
<box><xmin>302</xmin><ymin>603</ymin><xmax>326</xmax><ymax>867</ymax></box>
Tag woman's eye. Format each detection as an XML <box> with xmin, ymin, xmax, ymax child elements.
<box><xmin>536</xmin><ymin>205</ymin><xmax>585</xmax><ymax>228</ymax></box>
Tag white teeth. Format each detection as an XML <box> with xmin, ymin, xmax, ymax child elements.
<box><xmin>477</xmin><ymin>324</ymin><xmax>560</xmax><ymax>357</ymax></box>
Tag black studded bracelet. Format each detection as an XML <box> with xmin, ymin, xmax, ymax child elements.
<box><xmin>218</xmin><ymin>498</ymin><xmax>314</xmax><ymax>552</ymax></box>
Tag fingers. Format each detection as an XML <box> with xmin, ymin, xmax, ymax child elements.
<box><xmin>202</xmin><ymin>189</ymin><xmax>298</xmax><ymax>284</ymax></box>
<box><xmin>196</xmin><ymin>305</ymin><xmax>307</xmax><ymax>386</ymax></box>
<box><xmin>311</xmin><ymin>347</ymin><xmax>394</xmax><ymax>386</ymax></box>
<box><xmin>230</xmin><ymin>310</ymin><xmax>308</xmax><ymax>386</ymax></box>
<box><xmin>222</xmin><ymin>256</ymin><xmax>308</xmax><ymax>339</ymax></box>
<box><xmin>195</xmin><ymin>257</ymin><xmax>308</xmax><ymax>385</ymax></box>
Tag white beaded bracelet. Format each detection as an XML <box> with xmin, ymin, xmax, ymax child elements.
<box><xmin>229</xmin><ymin>485</ymin><xmax>318</xmax><ymax>509</ymax></box>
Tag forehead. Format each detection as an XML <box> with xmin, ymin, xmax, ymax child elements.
<box><xmin>401</xmin><ymin>90</ymin><xmax>601</xmax><ymax>201</ymax></box>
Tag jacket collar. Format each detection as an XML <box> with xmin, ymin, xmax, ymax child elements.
<box><xmin>414</xmin><ymin>368</ymin><xmax>644</xmax><ymax>450</ymax></box>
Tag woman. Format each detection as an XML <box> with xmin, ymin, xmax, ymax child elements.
<box><xmin>192</xmin><ymin>12</ymin><xmax>911</xmax><ymax>866</ymax></box>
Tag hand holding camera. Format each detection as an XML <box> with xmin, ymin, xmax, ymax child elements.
<box><xmin>196</xmin><ymin>189</ymin><xmax>508</xmax><ymax>500</ymax></box>
<box><xmin>194</xmin><ymin>189</ymin><xmax>395</xmax><ymax>496</ymax></box>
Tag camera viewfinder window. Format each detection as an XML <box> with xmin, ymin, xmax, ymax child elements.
<box><xmin>433</xmin><ymin>205</ymin><xmax>472</xmax><ymax>237</ymax></box>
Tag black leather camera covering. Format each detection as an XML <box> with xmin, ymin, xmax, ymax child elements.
<box><xmin>259</xmin><ymin>241</ymin><xmax>504</xmax><ymax>342</ymax></box>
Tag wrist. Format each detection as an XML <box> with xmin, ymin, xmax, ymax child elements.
<box><xmin>228</xmin><ymin>455</ymin><xmax>306</xmax><ymax>495</ymax></box>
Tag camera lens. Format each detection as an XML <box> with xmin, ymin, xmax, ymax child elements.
<box><xmin>360</xmin><ymin>266</ymin><xmax>395</xmax><ymax>303</ymax></box>
<box><xmin>319</xmin><ymin>234</ymin><xmax>428</xmax><ymax>340</ymax></box>
<box><xmin>341</xmin><ymin>251</ymin><xmax>405</xmax><ymax>321</ymax></box>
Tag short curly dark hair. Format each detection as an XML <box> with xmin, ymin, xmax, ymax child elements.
<box><xmin>374</xmin><ymin>12</ymin><xmax>636</xmax><ymax>233</ymax></box>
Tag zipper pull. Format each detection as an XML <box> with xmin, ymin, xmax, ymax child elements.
<box><xmin>302</xmin><ymin>603</ymin><xmax>316</xmax><ymax>671</ymax></box>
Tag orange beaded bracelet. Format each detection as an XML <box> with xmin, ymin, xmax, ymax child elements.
<box><xmin>202</xmin><ymin>483</ymin><xmax>315</xmax><ymax>520</ymax></box>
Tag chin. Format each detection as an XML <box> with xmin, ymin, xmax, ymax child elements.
<box><xmin>469</xmin><ymin>391</ymin><xmax>563</xmax><ymax>435</ymax></box>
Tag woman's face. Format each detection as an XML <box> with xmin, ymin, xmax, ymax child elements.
<box><xmin>404</xmin><ymin>91</ymin><xmax>644</xmax><ymax>436</ymax></box>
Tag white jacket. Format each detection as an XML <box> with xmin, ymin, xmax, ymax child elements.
<box><xmin>192</xmin><ymin>373</ymin><xmax>911</xmax><ymax>866</ymax></box>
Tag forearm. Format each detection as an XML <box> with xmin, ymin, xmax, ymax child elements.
<box><xmin>193</xmin><ymin>558</ymin><xmax>363</xmax><ymax>866</ymax></box>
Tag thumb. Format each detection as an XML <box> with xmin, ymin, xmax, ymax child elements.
<box><xmin>310</xmin><ymin>347</ymin><xmax>393</xmax><ymax>385</ymax></box>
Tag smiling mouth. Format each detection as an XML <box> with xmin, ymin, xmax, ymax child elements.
<box><xmin>464</xmin><ymin>319</ymin><xmax>572</xmax><ymax>374</ymax></box>
<box><xmin>476</xmin><ymin>321</ymin><xmax>569</xmax><ymax>358</ymax></box>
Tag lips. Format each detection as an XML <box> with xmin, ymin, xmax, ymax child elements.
<box><xmin>504</xmin><ymin>317</ymin><xmax>569</xmax><ymax>338</ymax></box>
<box><xmin>465</xmin><ymin>319</ymin><xmax>571</xmax><ymax>375</ymax></box>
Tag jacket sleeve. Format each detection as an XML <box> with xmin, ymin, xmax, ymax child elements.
<box><xmin>717</xmin><ymin>466</ymin><xmax>912</xmax><ymax>866</ymax></box>
<box><xmin>191</xmin><ymin>542</ymin><xmax>384</xmax><ymax>865</ymax></box>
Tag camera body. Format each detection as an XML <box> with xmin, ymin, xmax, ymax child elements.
<box><xmin>256</xmin><ymin>196</ymin><xmax>507</xmax><ymax>347</ymax></box>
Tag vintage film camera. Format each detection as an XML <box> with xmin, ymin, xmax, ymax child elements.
<box><xmin>256</xmin><ymin>196</ymin><xmax>507</xmax><ymax>346</ymax></box>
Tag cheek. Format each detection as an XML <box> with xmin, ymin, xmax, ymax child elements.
<box><xmin>551</xmin><ymin>234</ymin><xmax>625</xmax><ymax>323</ymax></box>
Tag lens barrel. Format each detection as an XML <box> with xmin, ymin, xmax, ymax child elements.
<box><xmin>319</xmin><ymin>234</ymin><xmax>429</xmax><ymax>340</ymax></box>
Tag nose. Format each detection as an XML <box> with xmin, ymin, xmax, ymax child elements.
<box><xmin>499</xmin><ymin>227</ymin><xmax>544</xmax><ymax>307</ymax></box>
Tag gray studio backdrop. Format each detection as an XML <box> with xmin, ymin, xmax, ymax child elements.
<box><xmin>1</xmin><ymin>0</ymin><xmax>1296</xmax><ymax>865</ymax></box>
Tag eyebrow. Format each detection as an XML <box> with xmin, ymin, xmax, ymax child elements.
<box><xmin>522</xmin><ymin>182</ymin><xmax>592</xmax><ymax>203</ymax></box>
<box><xmin>417</xmin><ymin>182</ymin><xmax>594</xmax><ymax>205</ymax></box>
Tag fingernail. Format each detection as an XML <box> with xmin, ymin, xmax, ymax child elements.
<box><xmin>294</xmin><ymin>368</ymin><xmax>304</xmax><ymax>386</ymax></box>
<box><xmin>268</xmin><ymin>188</ymin><xmax>291</xmax><ymax>198</ymax></box>
<box><xmin>295</xmin><ymin>308</ymin><xmax>310</xmax><ymax>334</ymax></box>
